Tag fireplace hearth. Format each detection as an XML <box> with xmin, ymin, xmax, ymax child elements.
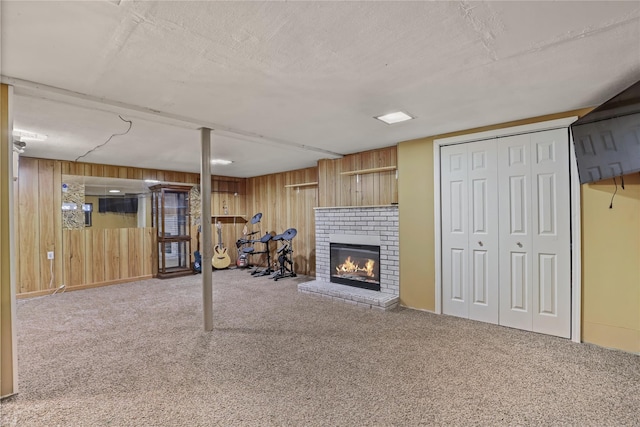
<box><xmin>330</xmin><ymin>242</ymin><xmax>380</xmax><ymax>291</ymax></box>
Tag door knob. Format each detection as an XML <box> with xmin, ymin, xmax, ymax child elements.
<box><xmin>517</xmin><ymin>242</ymin><xmax>523</xmax><ymax>248</ymax></box>
<box><xmin>478</xmin><ymin>241</ymin><xmax>483</xmax><ymax>247</ymax></box>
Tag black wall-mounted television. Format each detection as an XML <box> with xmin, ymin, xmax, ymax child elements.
<box><xmin>98</xmin><ymin>197</ymin><xmax>138</xmax><ymax>214</ymax></box>
<box><xmin>571</xmin><ymin>79</ymin><xmax>640</xmax><ymax>184</ymax></box>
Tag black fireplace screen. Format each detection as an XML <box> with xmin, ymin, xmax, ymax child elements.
<box><xmin>330</xmin><ymin>242</ymin><xmax>381</xmax><ymax>291</ymax></box>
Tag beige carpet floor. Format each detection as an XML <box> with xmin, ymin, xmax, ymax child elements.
<box><xmin>1</xmin><ymin>269</ymin><xmax>639</xmax><ymax>426</ymax></box>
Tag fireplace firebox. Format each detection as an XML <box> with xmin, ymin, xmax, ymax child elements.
<box><xmin>330</xmin><ymin>242</ymin><xmax>381</xmax><ymax>291</ymax></box>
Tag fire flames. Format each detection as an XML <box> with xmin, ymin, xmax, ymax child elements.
<box><xmin>335</xmin><ymin>256</ymin><xmax>376</xmax><ymax>277</ymax></box>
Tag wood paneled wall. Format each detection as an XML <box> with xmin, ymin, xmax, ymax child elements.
<box><xmin>193</xmin><ymin>191</ymin><xmax>248</xmax><ymax>268</ymax></box>
<box><xmin>247</xmin><ymin>167</ymin><xmax>319</xmax><ymax>276</ymax></box>
<box><xmin>318</xmin><ymin>146</ymin><xmax>398</xmax><ymax>207</ymax></box>
<box><xmin>15</xmin><ymin>158</ymin><xmax>63</xmax><ymax>295</ymax></box>
<box><xmin>62</xmin><ymin>227</ymin><xmax>155</xmax><ymax>288</ymax></box>
<box><xmin>15</xmin><ymin>157</ymin><xmax>248</xmax><ymax>296</ymax></box>
<box><xmin>16</xmin><ymin>147</ymin><xmax>398</xmax><ymax>293</ymax></box>
<box><xmin>237</xmin><ymin>147</ymin><xmax>399</xmax><ymax>277</ymax></box>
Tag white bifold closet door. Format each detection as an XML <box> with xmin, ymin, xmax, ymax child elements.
<box><xmin>441</xmin><ymin>128</ymin><xmax>571</xmax><ymax>338</ymax></box>
<box><xmin>497</xmin><ymin>128</ymin><xmax>571</xmax><ymax>338</ymax></box>
<box><xmin>441</xmin><ymin>139</ymin><xmax>499</xmax><ymax>324</ymax></box>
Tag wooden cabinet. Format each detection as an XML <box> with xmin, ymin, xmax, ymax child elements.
<box><xmin>151</xmin><ymin>184</ymin><xmax>193</xmax><ymax>278</ymax></box>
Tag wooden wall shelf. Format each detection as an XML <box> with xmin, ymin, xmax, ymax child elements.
<box><xmin>211</xmin><ymin>214</ymin><xmax>247</xmax><ymax>223</ymax></box>
<box><xmin>340</xmin><ymin>166</ymin><xmax>397</xmax><ymax>176</ymax></box>
<box><xmin>284</xmin><ymin>182</ymin><xmax>318</xmax><ymax>188</ymax></box>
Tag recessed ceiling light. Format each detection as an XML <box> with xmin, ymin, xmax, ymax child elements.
<box><xmin>211</xmin><ymin>159</ymin><xmax>233</xmax><ymax>165</ymax></box>
<box><xmin>109</xmin><ymin>189</ymin><xmax>121</xmax><ymax>193</ymax></box>
<box><xmin>374</xmin><ymin>111</ymin><xmax>414</xmax><ymax>125</ymax></box>
<box><xmin>144</xmin><ymin>179</ymin><xmax>160</xmax><ymax>183</ymax></box>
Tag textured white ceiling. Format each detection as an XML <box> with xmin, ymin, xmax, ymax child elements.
<box><xmin>2</xmin><ymin>1</ymin><xmax>640</xmax><ymax>177</ymax></box>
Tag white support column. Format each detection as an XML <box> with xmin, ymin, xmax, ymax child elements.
<box><xmin>200</xmin><ymin>128</ymin><xmax>213</xmax><ymax>331</ymax></box>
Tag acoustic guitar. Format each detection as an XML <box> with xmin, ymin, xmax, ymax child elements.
<box><xmin>212</xmin><ymin>221</ymin><xmax>231</xmax><ymax>269</ymax></box>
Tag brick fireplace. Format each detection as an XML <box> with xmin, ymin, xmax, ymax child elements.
<box><xmin>298</xmin><ymin>205</ymin><xmax>399</xmax><ymax>310</ymax></box>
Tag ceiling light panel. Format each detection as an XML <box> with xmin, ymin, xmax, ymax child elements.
<box><xmin>211</xmin><ymin>159</ymin><xmax>233</xmax><ymax>165</ymax></box>
<box><xmin>374</xmin><ymin>111</ymin><xmax>414</xmax><ymax>125</ymax></box>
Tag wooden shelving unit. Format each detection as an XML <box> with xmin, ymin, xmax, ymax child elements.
<box><xmin>340</xmin><ymin>166</ymin><xmax>397</xmax><ymax>176</ymax></box>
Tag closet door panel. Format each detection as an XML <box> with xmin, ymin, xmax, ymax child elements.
<box><xmin>467</xmin><ymin>140</ymin><xmax>498</xmax><ymax>324</ymax></box>
<box><xmin>498</xmin><ymin>134</ymin><xmax>534</xmax><ymax>331</ymax></box>
<box><xmin>530</xmin><ymin>129</ymin><xmax>571</xmax><ymax>338</ymax></box>
<box><xmin>441</xmin><ymin>145</ymin><xmax>469</xmax><ymax>318</ymax></box>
